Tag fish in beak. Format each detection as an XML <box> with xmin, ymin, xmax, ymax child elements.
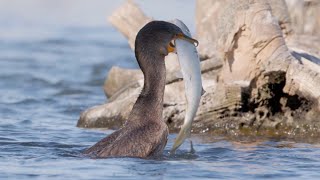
<box><xmin>170</xmin><ymin>19</ymin><xmax>204</xmax><ymax>154</ymax></box>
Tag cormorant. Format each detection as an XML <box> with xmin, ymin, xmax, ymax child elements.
<box><xmin>84</xmin><ymin>21</ymin><xmax>198</xmax><ymax>158</ymax></box>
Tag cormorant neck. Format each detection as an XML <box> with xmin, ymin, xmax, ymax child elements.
<box><xmin>128</xmin><ymin>54</ymin><xmax>166</xmax><ymax>123</ymax></box>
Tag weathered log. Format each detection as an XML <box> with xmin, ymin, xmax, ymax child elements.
<box><xmin>108</xmin><ymin>0</ymin><xmax>151</xmax><ymax>50</ymax></box>
<box><xmin>78</xmin><ymin>0</ymin><xmax>320</xmax><ymax>141</ymax></box>
<box><xmin>104</xmin><ymin>67</ymin><xmax>143</xmax><ymax>97</ymax></box>
<box><xmin>213</xmin><ymin>0</ymin><xmax>320</xmax><ymax>134</ymax></box>
<box><xmin>195</xmin><ymin>0</ymin><xmax>222</xmax><ymax>59</ymax></box>
<box><xmin>195</xmin><ymin>0</ymin><xmax>293</xmax><ymax>59</ymax></box>
<box><xmin>77</xmin><ymin>0</ymin><xmax>247</xmax><ymax>132</ymax></box>
<box><xmin>285</xmin><ymin>0</ymin><xmax>320</xmax><ymax>36</ymax></box>
<box><xmin>103</xmin><ymin>57</ymin><xmax>222</xmax><ymax>98</ymax></box>
<box><xmin>78</xmin><ymin>58</ymin><xmax>222</xmax><ymax>129</ymax></box>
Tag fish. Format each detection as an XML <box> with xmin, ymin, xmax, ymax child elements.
<box><xmin>170</xmin><ymin>19</ymin><xmax>204</xmax><ymax>154</ymax></box>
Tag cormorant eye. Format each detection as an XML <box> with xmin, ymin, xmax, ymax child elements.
<box><xmin>169</xmin><ymin>40</ymin><xmax>175</xmax><ymax>48</ymax></box>
<box><xmin>167</xmin><ymin>39</ymin><xmax>176</xmax><ymax>53</ymax></box>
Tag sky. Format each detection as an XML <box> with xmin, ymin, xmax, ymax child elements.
<box><xmin>0</xmin><ymin>0</ymin><xmax>195</xmax><ymax>27</ymax></box>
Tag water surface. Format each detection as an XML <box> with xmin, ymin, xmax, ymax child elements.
<box><xmin>1</xmin><ymin>0</ymin><xmax>320</xmax><ymax>179</ymax></box>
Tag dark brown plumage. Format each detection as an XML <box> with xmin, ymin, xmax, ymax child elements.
<box><xmin>84</xmin><ymin>21</ymin><xmax>187</xmax><ymax>158</ymax></box>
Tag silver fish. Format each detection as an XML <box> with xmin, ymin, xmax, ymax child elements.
<box><xmin>170</xmin><ymin>19</ymin><xmax>204</xmax><ymax>154</ymax></box>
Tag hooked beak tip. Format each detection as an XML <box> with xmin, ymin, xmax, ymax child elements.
<box><xmin>175</xmin><ymin>33</ymin><xmax>199</xmax><ymax>47</ymax></box>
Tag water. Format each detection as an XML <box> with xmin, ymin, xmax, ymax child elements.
<box><xmin>1</xmin><ymin>0</ymin><xmax>320</xmax><ymax>179</ymax></box>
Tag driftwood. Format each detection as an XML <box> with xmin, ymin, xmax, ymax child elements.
<box><xmin>285</xmin><ymin>0</ymin><xmax>320</xmax><ymax>36</ymax></box>
<box><xmin>78</xmin><ymin>0</ymin><xmax>320</xmax><ymax>141</ymax></box>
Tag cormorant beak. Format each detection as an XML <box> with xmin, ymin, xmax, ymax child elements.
<box><xmin>175</xmin><ymin>33</ymin><xmax>199</xmax><ymax>47</ymax></box>
<box><xmin>167</xmin><ymin>33</ymin><xmax>198</xmax><ymax>53</ymax></box>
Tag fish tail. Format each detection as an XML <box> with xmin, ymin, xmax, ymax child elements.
<box><xmin>170</xmin><ymin>124</ymin><xmax>191</xmax><ymax>154</ymax></box>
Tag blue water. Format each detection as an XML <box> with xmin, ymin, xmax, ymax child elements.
<box><xmin>1</xmin><ymin>0</ymin><xmax>320</xmax><ymax>179</ymax></box>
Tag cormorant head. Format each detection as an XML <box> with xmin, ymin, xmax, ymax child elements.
<box><xmin>134</xmin><ymin>21</ymin><xmax>198</xmax><ymax>73</ymax></box>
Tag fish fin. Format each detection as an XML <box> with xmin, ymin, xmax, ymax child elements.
<box><xmin>189</xmin><ymin>140</ymin><xmax>195</xmax><ymax>154</ymax></box>
<box><xmin>201</xmin><ymin>88</ymin><xmax>206</xmax><ymax>96</ymax></box>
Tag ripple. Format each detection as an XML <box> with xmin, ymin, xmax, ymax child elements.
<box><xmin>0</xmin><ymin>137</ymin><xmax>16</xmax><ymax>141</ymax></box>
<box><xmin>0</xmin><ymin>124</ymin><xmax>17</xmax><ymax>129</ymax></box>
<box><xmin>40</xmin><ymin>38</ymin><xmax>78</xmax><ymax>46</ymax></box>
<box><xmin>55</xmin><ymin>149</ymin><xmax>84</xmax><ymax>158</ymax></box>
<box><xmin>0</xmin><ymin>106</ymin><xmax>17</xmax><ymax>115</ymax></box>
<box><xmin>54</xmin><ymin>89</ymin><xmax>91</xmax><ymax>96</ymax></box>
<box><xmin>20</xmin><ymin>119</ymin><xmax>32</xmax><ymax>125</ymax></box>
<box><xmin>163</xmin><ymin>150</ymin><xmax>199</xmax><ymax>161</ymax></box>
<box><xmin>199</xmin><ymin>147</ymin><xmax>234</xmax><ymax>161</ymax></box>
<box><xmin>0</xmin><ymin>141</ymin><xmax>83</xmax><ymax>149</ymax></box>
<box><xmin>61</xmin><ymin>106</ymin><xmax>84</xmax><ymax>115</ymax></box>
<box><xmin>8</xmin><ymin>98</ymin><xmax>39</xmax><ymax>105</ymax></box>
<box><xmin>0</xmin><ymin>74</ymin><xmax>57</xmax><ymax>87</ymax></box>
